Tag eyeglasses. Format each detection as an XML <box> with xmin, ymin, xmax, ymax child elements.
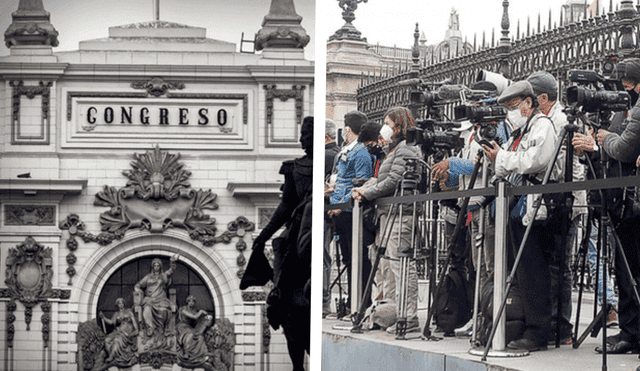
<box><xmin>505</xmin><ymin>99</ymin><xmax>524</xmax><ymax>111</ymax></box>
<box><xmin>623</xmin><ymin>81</ymin><xmax>635</xmax><ymax>90</ymax></box>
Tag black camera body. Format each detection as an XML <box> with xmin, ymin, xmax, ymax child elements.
<box><xmin>406</xmin><ymin>119</ymin><xmax>463</xmax><ymax>156</ymax></box>
<box><xmin>454</xmin><ymin>98</ymin><xmax>507</xmax><ymax>147</ymax></box>
<box><xmin>566</xmin><ymin>69</ymin><xmax>630</xmax><ymax>113</ymax></box>
<box><xmin>453</xmin><ymin>99</ymin><xmax>507</xmax><ymax>124</ymax></box>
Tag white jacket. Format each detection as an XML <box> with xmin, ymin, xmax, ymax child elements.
<box><xmin>494</xmin><ymin>112</ymin><xmax>562</xmax><ymax>184</ymax></box>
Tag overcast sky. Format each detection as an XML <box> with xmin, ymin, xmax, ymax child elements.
<box><xmin>0</xmin><ymin>0</ymin><xmax>316</xmax><ymax>59</ymax></box>
<box><xmin>322</xmin><ymin>0</ymin><xmax>625</xmax><ymax>51</ymax></box>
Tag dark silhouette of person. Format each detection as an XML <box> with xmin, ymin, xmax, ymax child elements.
<box><xmin>241</xmin><ymin>116</ymin><xmax>313</xmax><ymax>371</ymax></box>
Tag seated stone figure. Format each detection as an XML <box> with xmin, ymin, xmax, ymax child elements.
<box><xmin>99</xmin><ymin>297</ymin><xmax>139</xmax><ymax>367</ymax></box>
<box><xmin>176</xmin><ymin>294</ymin><xmax>214</xmax><ymax>370</ymax></box>
<box><xmin>134</xmin><ymin>255</ymin><xmax>178</xmax><ymax>341</ymax></box>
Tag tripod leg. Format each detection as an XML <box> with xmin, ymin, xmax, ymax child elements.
<box><xmin>572</xmin><ymin>213</ymin><xmax>594</xmax><ymax>348</ymax></box>
<box><xmin>396</xmin><ymin>255</ymin><xmax>410</xmax><ymax>339</ymax></box>
<box><xmin>482</xmin><ymin>128</ymin><xmax>569</xmax><ymax>360</ymax></box>
<box><xmin>423</xmin><ymin>152</ymin><xmax>484</xmax><ymax>339</ymax></box>
<box><xmin>350</xmin><ymin>196</ymin><xmax>401</xmax><ymax>331</ymax></box>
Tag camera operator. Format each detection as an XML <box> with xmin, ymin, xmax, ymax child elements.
<box><xmin>432</xmin><ymin>80</ymin><xmax>511</xmax><ymax>336</ymax></box>
<box><xmin>572</xmin><ymin>58</ymin><xmax>640</xmax><ymax>355</ymax></box>
<box><xmin>327</xmin><ymin>110</ymin><xmax>374</xmax><ymax>316</ymax></box>
<box><xmin>432</xmin><ymin>81</ymin><xmax>507</xmax><ymax>280</ymax></box>
<box><xmin>352</xmin><ymin>107</ymin><xmax>421</xmax><ymax>334</ymax></box>
<box><xmin>527</xmin><ymin>71</ymin><xmax>576</xmax><ymax>344</ymax></box>
<box><xmin>483</xmin><ymin>80</ymin><xmax>564</xmax><ymax>352</ymax></box>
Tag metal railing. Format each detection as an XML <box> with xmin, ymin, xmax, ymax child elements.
<box><xmin>357</xmin><ymin>1</ymin><xmax>640</xmax><ymax>122</ymax></box>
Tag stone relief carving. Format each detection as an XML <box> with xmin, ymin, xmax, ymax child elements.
<box><xmin>1</xmin><ymin>237</ymin><xmax>70</xmax><ymax>347</ymax></box>
<box><xmin>58</xmin><ymin>145</ymin><xmax>255</xmax><ymax>247</ymax></box>
<box><xmin>263</xmin><ymin>85</ymin><xmax>305</xmax><ymax>146</ymax></box>
<box><xmin>4</xmin><ymin>205</ymin><xmax>55</xmax><ymax>226</ymax></box>
<box><xmin>10</xmin><ymin>80</ymin><xmax>52</xmax><ymax>144</ymax></box>
<box><xmin>76</xmin><ymin>316</ymin><xmax>235</xmax><ymax>371</ymax></box>
<box><xmin>255</xmin><ymin>26</ymin><xmax>310</xmax><ymax>50</ymax></box>
<box><xmin>131</xmin><ymin>77</ymin><xmax>185</xmax><ymax>97</ymax></box>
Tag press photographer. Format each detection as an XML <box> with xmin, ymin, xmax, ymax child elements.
<box><xmin>430</xmin><ymin>81</ymin><xmax>510</xmax><ymax>337</ymax></box>
<box><xmin>571</xmin><ymin>58</ymin><xmax>640</xmax><ymax>355</ymax></box>
<box><xmin>435</xmin><ymin>81</ymin><xmax>507</xmax><ymax>283</ymax></box>
<box><xmin>483</xmin><ymin>80</ymin><xmax>565</xmax><ymax>352</ymax></box>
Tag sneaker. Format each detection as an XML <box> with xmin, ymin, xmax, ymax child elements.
<box><xmin>455</xmin><ymin>324</ymin><xmax>473</xmax><ymax>337</ymax></box>
<box><xmin>607</xmin><ymin>309</ymin><xmax>619</xmax><ymax>328</ymax></box>
<box><xmin>386</xmin><ymin>319</ymin><xmax>420</xmax><ymax>334</ymax></box>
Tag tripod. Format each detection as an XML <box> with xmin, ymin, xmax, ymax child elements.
<box><xmin>350</xmin><ymin>159</ymin><xmax>427</xmax><ymax>338</ymax></box>
<box><xmin>481</xmin><ymin>120</ymin><xmax>573</xmax><ymax>360</ymax></box>
<box><xmin>423</xmin><ymin>148</ymin><xmax>484</xmax><ymax>340</ymax></box>
<box><xmin>569</xmin><ymin>114</ymin><xmax>640</xmax><ymax>370</ymax></box>
<box><xmin>328</xmin><ymin>232</ymin><xmax>348</xmax><ymax>319</ymax></box>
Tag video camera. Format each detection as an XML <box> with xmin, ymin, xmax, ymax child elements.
<box><xmin>454</xmin><ymin>95</ymin><xmax>508</xmax><ymax>147</ymax></box>
<box><xmin>453</xmin><ymin>100</ymin><xmax>506</xmax><ymax>124</ymax></box>
<box><xmin>406</xmin><ymin>119</ymin><xmax>463</xmax><ymax>156</ymax></box>
<box><xmin>566</xmin><ymin>69</ymin><xmax>630</xmax><ymax>113</ymax></box>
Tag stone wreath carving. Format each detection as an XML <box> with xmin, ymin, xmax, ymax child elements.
<box><xmin>131</xmin><ymin>77</ymin><xmax>185</xmax><ymax>97</ymax></box>
<box><xmin>60</xmin><ymin>145</ymin><xmax>254</xmax><ymax>248</ymax></box>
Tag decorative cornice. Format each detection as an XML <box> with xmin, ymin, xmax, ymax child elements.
<box><xmin>0</xmin><ymin>179</ymin><xmax>87</xmax><ymax>195</ymax></box>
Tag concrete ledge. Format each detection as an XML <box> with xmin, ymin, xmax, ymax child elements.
<box><xmin>322</xmin><ymin>331</ymin><xmax>514</xmax><ymax>371</ymax></box>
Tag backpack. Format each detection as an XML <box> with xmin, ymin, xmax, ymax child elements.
<box><xmin>475</xmin><ymin>275</ymin><xmax>525</xmax><ymax>346</ymax></box>
<box><xmin>434</xmin><ymin>267</ymin><xmax>473</xmax><ymax>334</ymax></box>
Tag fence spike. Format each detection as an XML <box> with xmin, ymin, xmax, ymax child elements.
<box><xmin>527</xmin><ymin>16</ymin><xmax>531</xmax><ymax>36</ymax></box>
<box><xmin>549</xmin><ymin>9</ymin><xmax>552</xmax><ymax>29</ymax></box>
<box><xmin>537</xmin><ymin>13</ymin><xmax>541</xmax><ymax>33</ymax></box>
<box><xmin>474</xmin><ymin>33</ymin><xmax>477</xmax><ymax>51</ymax></box>
<box><xmin>492</xmin><ymin>27</ymin><xmax>495</xmax><ymax>47</ymax></box>
<box><xmin>609</xmin><ymin>0</ymin><xmax>613</xmax><ymax>13</ymax></box>
<box><xmin>482</xmin><ymin>30</ymin><xmax>486</xmax><ymax>49</ymax></box>
<box><xmin>584</xmin><ymin>0</ymin><xmax>588</xmax><ymax>19</ymax></box>
<box><xmin>560</xmin><ymin>9</ymin><xmax>563</xmax><ymax>26</ymax></box>
<box><xmin>517</xmin><ymin>19</ymin><xmax>520</xmax><ymax>39</ymax></box>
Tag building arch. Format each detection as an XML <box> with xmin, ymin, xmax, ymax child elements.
<box><xmin>72</xmin><ymin>229</ymin><xmax>240</xmax><ymax>322</ymax></box>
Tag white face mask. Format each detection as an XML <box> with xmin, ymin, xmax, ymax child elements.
<box><xmin>379</xmin><ymin>124</ymin><xmax>394</xmax><ymax>141</ymax></box>
<box><xmin>507</xmin><ymin>108</ymin><xmax>527</xmax><ymax>129</ymax></box>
